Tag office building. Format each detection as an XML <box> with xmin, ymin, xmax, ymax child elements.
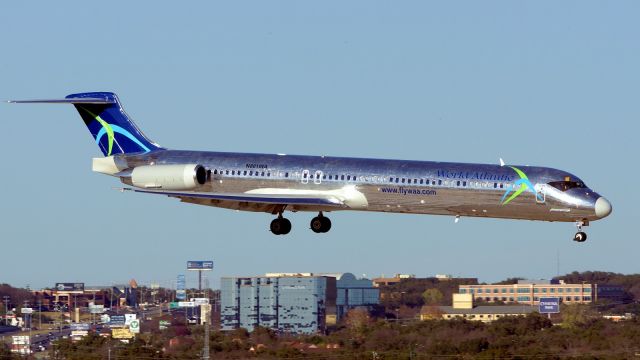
<box><xmin>459</xmin><ymin>279</ymin><xmax>594</xmax><ymax>305</ymax></box>
<box><xmin>221</xmin><ymin>274</ymin><xmax>336</xmax><ymax>334</ymax></box>
<box><xmin>420</xmin><ymin>294</ymin><xmax>537</xmax><ymax>323</ymax></box>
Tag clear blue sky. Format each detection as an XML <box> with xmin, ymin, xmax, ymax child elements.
<box><xmin>1</xmin><ymin>2</ymin><xmax>638</xmax><ymax>290</ymax></box>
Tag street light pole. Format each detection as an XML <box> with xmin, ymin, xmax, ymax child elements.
<box><xmin>2</xmin><ymin>296</ymin><xmax>9</xmax><ymax>326</ymax></box>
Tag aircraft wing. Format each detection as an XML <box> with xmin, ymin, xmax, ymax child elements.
<box><xmin>127</xmin><ymin>188</ymin><xmax>347</xmax><ymax>207</ymax></box>
<box><xmin>120</xmin><ymin>186</ymin><xmax>369</xmax><ymax>213</ymax></box>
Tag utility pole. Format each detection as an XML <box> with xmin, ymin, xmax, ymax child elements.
<box><xmin>2</xmin><ymin>296</ymin><xmax>9</xmax><ymax>325</ymax></box>
<box><xmin>202</xmin><ymin>320</ymin><xmax>210</xmax><ymax>360</ymax></box>
<box><xmin>38</xmin><ymin>301</ymin><xmax>42</xmax><ymax>329</ymax></box>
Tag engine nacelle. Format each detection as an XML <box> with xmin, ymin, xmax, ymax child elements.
<box><xmin>130</xmin><ymin>164</ymin><xmax>207</xmax><ymax>190</ymax></box>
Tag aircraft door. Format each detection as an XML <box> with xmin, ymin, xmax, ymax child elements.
<box><xmin>535</xmin><ymin>184</ymin><xmax>546</xmax><ymax>204</ymax></box>
<box><xmin>301</xmin><ymin>169</ymin><xmax>310</xmax><ymax>184</ymax></box>
<box><xmin>314</xmin><ymin>170</ymin><xmax>323</xmax><ymax>185</ymax></box>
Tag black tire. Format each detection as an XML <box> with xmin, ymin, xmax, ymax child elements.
<box><xmin>573</xmin><ymin>232</ymin><xmax>587</xmax><ymax>242</ymax></box>
<box><xmin>280</xmin><ymin>218</ymin><xmax>292</xmax><ymax>235</ymax></box>
<box><xmin>310</xmin><ymin>217</ymin><xmax>324</xmax><ymax>233</ymax></box>
<box><xmin>270</xmin><ymin>219</ymin><xmax>283</xmax><ymax>235</ymax></box>
<box><xmin>320</xmin><ymin>217</ymin><xmax>332</xmax><ymax>233</ymax></box>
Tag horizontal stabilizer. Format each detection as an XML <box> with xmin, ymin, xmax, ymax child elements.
<box><xmin>8</xmin><ymin>98</ymin><xmax>115</xmax><ymax>104</ymax></box>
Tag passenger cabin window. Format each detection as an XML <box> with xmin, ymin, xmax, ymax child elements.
<box><xmin>547</xmin><ymin>180</ymin><xmax>586</xmax><ymax>192</ymax></box>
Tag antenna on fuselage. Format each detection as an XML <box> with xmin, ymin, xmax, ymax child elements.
<box><xmin>499</xmin><ymin>158</ymin><xmax>505</xmax><ymax>167</ymax></box>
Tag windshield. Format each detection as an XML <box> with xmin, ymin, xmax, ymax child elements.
<box><xmin>547</xmin><ymin>180</ymin><xmax>587</xmax><ymax>192</ymax></box>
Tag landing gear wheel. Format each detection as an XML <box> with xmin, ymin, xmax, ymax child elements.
<box><xmin>310</xmin><ymin>217</ymin><xmax>324</xmax><ymax>233</ymax></box>
<box><xmin>270</xmin><ymin>218</ymin><xmax>292</xmax><ymax>235</ymax></box>
<box><xmin>310</xmin><ymin>215</ymin><xmax>332</xmax><ymax>233</ymax></box>
<box><xmin>573</xmin><ymin>231</ymin><xmax>587</xmax><ymax>242</ymax></box>
<box><xmin>320</xmin><ymin>216</ymin><xmax>331</xmax><ymax>232</ymax></box>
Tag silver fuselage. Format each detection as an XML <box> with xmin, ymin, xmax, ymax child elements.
<box><xmin>116</xmin><ymin>149</ymin><xmax>608</xmax><ymax>223</ymax></box>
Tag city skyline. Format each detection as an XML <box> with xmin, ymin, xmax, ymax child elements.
<box><xmin>1</xmin><ymin>1</ymin><xmax>638</xmax><ymax>289</ymax></box>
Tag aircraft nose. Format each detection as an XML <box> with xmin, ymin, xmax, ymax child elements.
<box><xmin>595</xmin><ymin>197</ymin><xmax>612</xmax><ymax>219</ymax></box>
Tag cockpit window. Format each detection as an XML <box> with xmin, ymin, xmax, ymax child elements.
<box><xmin>547</xmin><ymin>180</ymin><xmax>586</xmax><ymax>192</ymax></box>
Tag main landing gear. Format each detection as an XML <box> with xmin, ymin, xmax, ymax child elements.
<box><xmin>310</xmin><ymin>212</ymin><xmax>332</xmax><ymax>233</ymax></box>
<box><xmin>269</xmin><ymin>212</ymin><xmax>332</xmax><ymax>235</ymax></box>
<box><xmin>270</xmin><ymin>214</ymin><xmax>291</xmax><ymax>235</ymax></box>
<box><xmin>573</xmin><ymin>220</ymin><xmax>588</xmax><ymax>242</ymax></box>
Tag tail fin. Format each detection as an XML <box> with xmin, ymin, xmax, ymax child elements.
<box><xmin>67</xmin><ymin>92</ymin><xmax>162</xmax><ymax>156</ymax></box>
<box><xmin>10</xmin><ymin>92</ymin><xmax>162</xmax><ymax>156</ymax></box>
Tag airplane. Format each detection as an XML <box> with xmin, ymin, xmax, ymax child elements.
<box><xmin>9</xmin><ymin>92</ymin><xmax>611</xmax><ymax>241</ymax></box>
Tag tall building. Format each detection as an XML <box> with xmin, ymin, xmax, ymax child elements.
<box><xmin>220</xmin><ymin>274</ymin><xmax>336</xmax><ymax>334</ymax></box>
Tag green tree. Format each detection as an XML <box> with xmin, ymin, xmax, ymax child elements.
<box><xmin>422</xmin><ymin>288</ymin><xmax>444</xmax><ymax>305</ymax></box>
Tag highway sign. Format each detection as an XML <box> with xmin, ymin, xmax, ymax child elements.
<box><xmin>191</xmin><ymin>298</ymin><xmax>209</xmax><ymax>305</ymax></box>
<box><xmin>539</xmin><ymin>297</ymin><xmax>560</xmax><ymax>314</ymax></box>
<box><xmin>187</xmin><ymin>261</ymin><xmax>214</xmax><ymax>271</ymax></box>
<box><xmin>70</xmin><ymin>323</ymin><xmax>90</xmax><ymax>331</ymax></box>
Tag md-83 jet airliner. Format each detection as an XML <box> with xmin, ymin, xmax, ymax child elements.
<box><xmin>10</xmin><ymin>92</ymin><xmax>612</xmax><ymax>241</ymax></box>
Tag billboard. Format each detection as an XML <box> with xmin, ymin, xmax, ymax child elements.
<box><xmin>109</xmin><ymin>315</ymin><xmax>126</xmax><ymax>327</ymax></box>
<box><xmin>55</xmin><ymin>283</ymin><xmax>85</xmax><ymax>292</ymax></box>
<box><xmin>124</xmin><ymin>314</ymin><xmax>137</xmax><ymax>326</ymax></box>
<box><xmin>111</xmin><ymin>328</ymin><xmax>134</xmax><ymax>339</ymax></box>
<box><xmin>538</xmin><ymin>297</ymin><xmax>560</xmax><ymax>314</ymax></box>
<box><xmin>187</xmin><ymin>261</ymin><xmax>214</xmax><ymax>271</ymax></box>
<box><xmin>89</xmin><ymin>305</ymin><xmax>105</xmax><ymax>314</ymax></box>
<box><xmin>11</xmin><ymin>336</ymin><xmax>30</xmax><ymax>355</ymax></box>
<box><xmin>129</xmin><ymin>319</ymin><xmax>140</xmax><ymax>334</ymax></box>
<box><xmin>176</xmin><ymin>275</ymin><xmax>186</xmax><ymax>300</ymax></box>
<box><xmin>191</xmin><ymin>298</ymin><xmax>209</xmax><ymax>305</ymax></box>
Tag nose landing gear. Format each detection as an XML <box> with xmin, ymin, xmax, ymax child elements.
<box><xmin>573</xmin><ymin>220</ymin><xmax>588</xmax><ymax>242</ymax></box>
